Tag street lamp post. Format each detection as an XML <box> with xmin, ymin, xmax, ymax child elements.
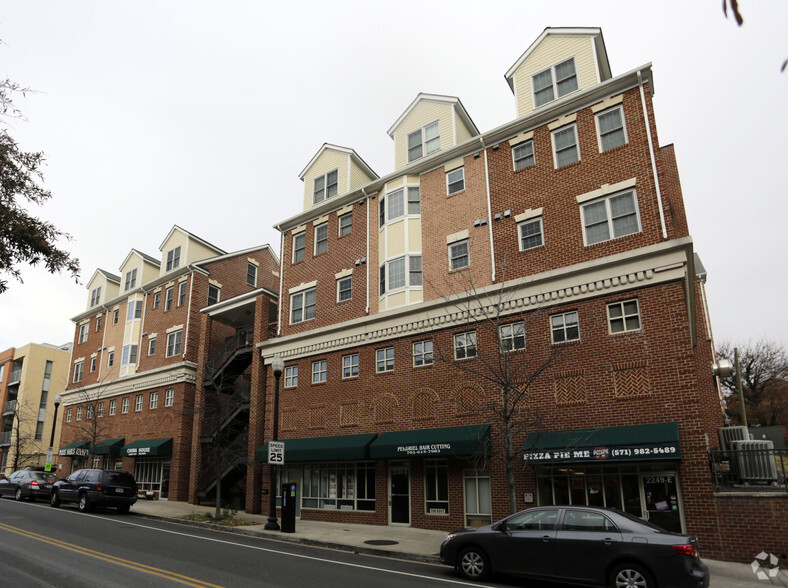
<box><xmin>264</xmin><ymin>354</ymin><xmax>284</xmax><ymax>530</ymax></box>
<box><xmin>45</xmin><ymin>394</ymin><xmax>62</xmax><ymax>472</ymax></box>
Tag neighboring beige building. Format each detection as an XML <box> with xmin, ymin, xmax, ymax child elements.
<box><xmin>0</xmin><ymin>342</ymin><xmax>71</xmax><ymax>475</ymax></box>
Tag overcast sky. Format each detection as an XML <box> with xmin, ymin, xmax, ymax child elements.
<box><xmin>1</xmin><ymin>1</ymin><xmax>786</xmax><ymax>353</ymax></box>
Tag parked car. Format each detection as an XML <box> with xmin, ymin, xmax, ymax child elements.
<box><xmin>0</xmin><ymin>469</ymin><xmax>58</xmax><ymax>501</ymax></box>
<box><xmin>440</xmin><ymin>505</ymin><xmax>709</xmax><ymax>587</ymax></box>
<box><xmin>50</xmin><ymin>469</ymin><xmax>137</xmax><ymax>514</ymax></box>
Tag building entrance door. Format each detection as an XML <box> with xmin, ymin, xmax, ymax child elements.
<box><xmin>640</xmin><ymin>472</ymin><xmax>683</xmax><ymax>533</ymax></box>
<box><xmin>388</xmin><ymin>462</ymin><xmax>410</xmax><ymax>525</ymax></box>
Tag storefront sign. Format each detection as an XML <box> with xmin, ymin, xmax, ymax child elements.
<box><xmin>59</xmin><ymin>447</ymin><xmax>90</xmax><ymax>457</ymax></box>
<box><xmin>125</xmin><ymin>446</ymin><xmax>152</xmax><ymax>456</ymax></box>
<box><xmin>395</xmin><ymin>443</ymin><xmax>452</xmax><ymax>456</ymax></box>
<box><xmin>523</xmin><ymin>441</ymin><xmax>681</xmax><ymax>463</ymax></box>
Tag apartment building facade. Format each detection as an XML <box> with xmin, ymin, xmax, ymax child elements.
<box><xmin>252</xmin><ymin>27</ymin><xmax>733</xmax><ymax>551</ymax></box>
<box><xmin>58</xmin><ymin>225</ymin><xmax>278</xmax><ymax>502</ymax></box>
<box><xmin>0</xmin><ymin>342</ymin><xmax>70</xmax><ymax>474</ymax></box>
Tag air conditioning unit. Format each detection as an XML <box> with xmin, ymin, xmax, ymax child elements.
<box><xmin>730</xmin><ymin>440</ymin><xmax>779</xmax><ymax>483</ymax></box>
<box><xmin>718</xmin><ymin>426</ymin><xmax>749</xmax><ymax>450</ymax></box>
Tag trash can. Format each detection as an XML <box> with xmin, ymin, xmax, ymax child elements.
<box><xmin>280</xmin><ymin>482</ymin><xmax>297</xmax><ymax>533</ymax></box>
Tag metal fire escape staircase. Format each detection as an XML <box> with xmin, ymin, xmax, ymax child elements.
<box><xmin>198</xmin><ymin>331</ymin><xmax>254</xmax><ymax>499</ymax></box>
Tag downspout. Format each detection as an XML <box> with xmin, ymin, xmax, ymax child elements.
<box><xmin>637</xmin><ymin>70</ymin><xmax>668</xmax><ymax>240</ymax></box>
<box><xmin>277</xmin><ymin>230</ymin><xmax>284</xmax><ymax>335</ymax></box>
<box><xmin>182</xmin><ymin>270</ymin><xmax>195</xmax><ymax>359</ymax></box>
<box><xmin>97</xmin><ymin>306</ymin><xmax>109</xmax><ymax>382</ymax></box>
<box><xmin>362</xmin><ymin>187</ymin><xmax>370</xmax><ymax>314</ymax></box>
<box><xmin>480</xmin><ymin>137</ymin><xmax>496</xmax><ymax>283</ymax></box>
<box><xmin>136</xmin><ymin>289</ymin><xmax>149</xmax><ymax>369</ymax></box>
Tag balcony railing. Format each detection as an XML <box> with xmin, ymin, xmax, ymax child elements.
<box><xmin>709</xmin><ymin>448</ymin><xmax>788</xmax><ymax>492</ymax></box>
<box><xmin>8</xmin><ymin>369</ymin><xmax>22</xmax><ymax>385</ymax></box>
<box><xmin>0</xmin><ymin>430</ymin><xmax>11</xmax><ymax>446</ymax></box>
<box><xmin>3</xmin><ymin>399</ymin><xmax>17</xmax><ymax>415</ymax></box>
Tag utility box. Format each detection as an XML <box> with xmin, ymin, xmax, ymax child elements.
<box><xmin>281</xmin><ymin>483</ymin><xmax>297</xmax><ymax>533</ymax></box>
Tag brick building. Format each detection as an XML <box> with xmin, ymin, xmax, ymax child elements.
<box><xmin>1</xmin><ymin>342</ymin><xmax>70</xmax><ymax>474</ymax></box>
<box><xmin>248</xmin><ymin>27</ymin><xmax>766</xmax><ymax>557</ymax></box>
<box><xmin>58</xmin><ymin>225</ymin><xmax>278</xmax><ymax>502</ymax></box>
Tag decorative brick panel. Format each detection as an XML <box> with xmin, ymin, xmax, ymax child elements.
<box><xmin>612</xmin><ymin>360</ymin><xmax>650</xmax><ymax>398</ymax></box>
<box><xmin>554</xmin><ymin>370</ymin><xmax>586</xmax><ymax>405</ymax></box>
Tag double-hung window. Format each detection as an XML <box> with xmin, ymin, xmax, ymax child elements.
<box><xmin>551</xmin><ymin>311</ymin><xmax>580</xmax><ymax>343</ymax></box>
<box><xmin>449</xmin><ymin>240</ymin><xmax>469</xmax><ymax>271</ymax></box>
<box><xmin>339</xmin><ymin>212</ymin><xmax>352</xmax><ymax>236</ymax></box>
<box><xmin>407</xmin><ymin>121</ymin><xmax>440</xmax><ymax>162</ymax></box>
<box><xmin>596</xmin><ymin>106</ymin><xmax>627</xmax><ymax>152</ymax></box>
<box><xmin>407</xmin><ymin>187</ymin><xmax>420</xmax><ymax>214</ymax></box>
<box><xmin>121</xmin><ymin>344</ymin><xmax>138</xmax><ymax>366</ymax></box>
<box><xmin>291</xmin><ymin>287</ymin><xmax>316</xmax><ymax>324</ymax></box>
<box><xmin>519</xmin><ymin>217</ymin><xmax>543</xmax><ymax>251</ymax></box>
<box><xmin>78</xmin><ymin>323</ymin><xmax>89</xmax><ymax>344</ymax></box>
<box><xmin>90</xmin><ymin>287</ymin><xmax>101</xmax><ymax>307</ymax></box>
<box><xmin>314</xmin><ymin>223</ymin><xmax>328</xmax><ymax>255</ymax></box>
<box><xmin>285</xmin><ymin>366</ymin><xmax>298</xmax><ymax>388</ymax></box>
<box><xmin>126</xmin><ymin>300</ymin><xmax>142</xmax><ymax>321</ymax></box>
<box><xmin>207</xmin><ymin>285</ymin><xmax>220</xmax><ymax>306</ymax></box>
<box><xmin>149</xmin><ymin>391</ymin><xmax>158</xmax><ymax>409</ymax></box>
<box><xmin>135</xmin><ymin>394</ymin><xmax>143</xmax><ymax>412</ymax></box>
<box><xmin>124</xmin><ymin>268</ymin><xmax>137</xmax><ymax>291</ymax></box>
<box><xmin>148</xmin><ymin>336</ymin><xmax>156</xmax><ymax>356</ymax></box>
<box><xmin>247</xmin><ymin>261</ymin><xmax>257</xmax><ymax>286</ymax></box>
<box><xmin>166</xmin><ymin>330</ymin><xmax>182</xmax><ymax>357</ymax></box>
<box><xmin>177</xmin><ymin>282</ymin><xmax>187</xmax><ymax>306</ymax></box>
<box><xmin>342</xmin><ymin>354</ymin><xmax>359</xmax><ymax>379</ymax></box>
<box><xmin>312</xmin><ymin>360</ymin><xmax>327</xmax><ymax>384</ymax></box>
<box><xmin>90</xmin><ymin>357</ymin><xmax>97</xmax><ymax>372</ymax></box>
<box><xmin>95</xmin><ymin>316</ymin><xmax>102</xmax><ymax>332</ymax></box>
<box><xmin>313</xmin><ymin>169</ymin><xmax>338</xmax><ymax>204</ymax></box>
<box><xmin>165</xmin><ymin>389</ymin><xmax>174</xmax><ymax>407</ymax></box>
<box><xmin>387</xmin><ymin>189</ymin><xmax>404</xmax><ymax>223</ymax></box>
<box><xmin>337</xmin><ymin>276</ymin><xmax>352</xmax><ymax>302</ymax></box>
<box><xmin>413</xmin><ymin>340</ymin><xmax>433</xmax><ymax>367</ymax></box>
<box><xmin>121</xmin><ymin>397</ymin><xmax>129</xmax><ymax>414</ymax></box>
<box><xmin>454</xmin><ymin>331</ymin><xmax>477</xmax><ymax>360</ymax></box>
<box><xmin>97</xmin><ymin>401</ymin><xmax>105</xmax><ymax>418</ymax></box>
<box><xmin>376</xmin><ymin>347</ymin><xmax>394</xmax><ymax>373</ymax></box>
<box><xmin>500</xmin><ymin>322</ymin><xmax>525</xmax><ymax>352</ymax></box>
<box><xmin>533</xmin><ymin>57</ymin><xmax>578</xmax><ymax>107</ymax></box>
<box><xmin>388</xmin><ymin>258</ymin><xmax>406</xmax><ymax>290</ymax></box>
<box><xmin>582</xmin><ymin>190</ymin><xmax>640</xmax><ymax>245</ymax></box>
<box><xmin>153</xmin><ymin>291</ymin><xmax>161</xmax><ymax>308</ymax></box>
<box><xmin>409</xmin><ymin>256</ymin><xmax>422</xmax><ymax>286</ymax></box>
<box><xmin>165</xmin><ymin>287</ymin><xmax>174</xmax><ymax>311</ymax></box>
<box><xmin>166</xmin><ymin>246</ymin><xmax>181</xmax><ymax>271</ymax></box>
<box><xmin>552</xmin><ymin>124</ymin><xmax>580</xmax><ymax>168</ymax></box>
<box><xmin>513</xmin><ymin>140</ymin><xmax>535</xmax><ymax>170</ymax></box>
<box><xmin>293</xmin><ymin>232</ymin><xmax>305</xmax><ymax>263</ymax></box>
<box><xmin>109</xmin><ymin>399</ymin><xmax>116</xmax><ymax>416</ymax></box>
<box><xmin>73</xmin><ymin>361</ymin><xmax>84</xmax><ymax>383</ymax></box>
<box><xmin>107</xmin><ymin>350</ymin><xmax>115</xmax><ymax>367</ymax></box>
<box><xmin>607</xmin><ymin>299</ymin><xmax>641</xmax><ymax>334</ymax></box>
<box><xmin>447</xmin><ymin>168</ymin><xmax>465</xmax><ymax>195</ymax></box>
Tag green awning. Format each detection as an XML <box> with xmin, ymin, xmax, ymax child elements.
<box><xmin>94</xmin><ymin>438</ymin><xmax>125</xmax><ymax>456</ymax></box>
<box><xmin>121</xmin><ymin>438</ymin><xmax>173</xmax><ymax>457</ymax></box>
<box><xmin>369</xmin><ymin>424</ymin><xmax>491</xmax><ymax>459</ymax></box>
<box><xmin>58</xmin><ymin>441</ymin><xmax>90</xmax><ymax>457</ymax></box>
<box><xmin>255</xmin><ymin>433</ymin><xmax>377</xmax><ymax>463</ymax></box>
<box><xmin>522</xmin><ymin>422</ymin><xmax>681</xmax><ymax>464</ymax></box>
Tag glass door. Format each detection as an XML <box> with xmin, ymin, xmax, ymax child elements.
<box><xmin>388</xmin><ymin>462</ymin><xmax>410</xmax><ymax>525</ymax></box>
<box><xmin>640</xmin><ymin>472</ymin><xmax>683</xmax><ymax>532</ymax></box>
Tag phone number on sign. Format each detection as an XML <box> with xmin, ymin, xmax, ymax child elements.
<box><xmin>612</xmin><ymin>446</ymin><xmax>678</xmax><ymax>457</ymax></box>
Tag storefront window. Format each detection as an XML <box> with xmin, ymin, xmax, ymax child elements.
<box><xmin>300</xmin><ymin>462</ymin><xmax>375</xmax><ymax>511</ymax></box>
<box><xmin>134</xmin><ymin>458</ymin><xmax>171</xmax><ymax>500</ymax></box>
<box><xmin>425</xmin><ymin>458</ymin><xmax>449</xmax><ymax>515</ymax></box>
<box><xmin>463</xmin><ymin>469</ymin><xmax>491</xmax><ymax>526</ymax></box>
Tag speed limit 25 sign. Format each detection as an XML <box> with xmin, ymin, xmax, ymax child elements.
<box><xmin>268</xmin><ymin>441</ymin><xmax>285</xmax><ymax>464</ymax></box>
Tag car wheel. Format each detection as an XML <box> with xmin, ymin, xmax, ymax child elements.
<box><xmin>50</xmin><ymin>490</ymin><xmax>60</xmax><ymax>508</ymax></box>
<box><xmin>116</xmin><ymin>504</ymin><xmax>130</xmax><ymax>514</ymax></box>
<box><xmin>77</xmin><ymin>493</ymin><xmax>92</xmax><ymax>512</ymax></box>
<box><xmin>457</xmin><ymin>546</ymin><xmax>491</xmax><ymax>581</ymax></box>
<box><xmin>15</xmin><ymin>488</ymin><xmax>24</xmax><ymax>501</ymax></box>
<box><xmin>609</xmin><ymin>562</ymin><xmax>656</xmax><ymax>588</ymax></box>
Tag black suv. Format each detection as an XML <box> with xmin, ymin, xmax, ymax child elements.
<box><xmin>50</xmin><ymin>469</ymin><xmax>138</xmax><ymax>513</ymax></box>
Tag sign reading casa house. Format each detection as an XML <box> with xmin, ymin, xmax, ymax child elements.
<box><xmin>121</xmin><ymin>438</ymin><xmax>173</xmax><ymax>458</ymax></box>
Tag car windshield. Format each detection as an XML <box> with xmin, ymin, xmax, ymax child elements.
<box><xmin>105</xmin><ymin>471</ymin><xmax>135</xmax><ymax>485</ymax></box>
<box><xmin>32</xmin><ymin>473</ymin><xmax>58</xmax><ymax>482</ymax></box>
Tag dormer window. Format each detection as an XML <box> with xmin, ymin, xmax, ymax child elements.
<box><xmin>124</xmin><ymin>268</ymin><xmax>137</xmax><ymax>291</ymax></box>
<box><xmin>166</xmin><ymin>246</ymin><xmax>181</xmax><ymax>271</ymax></box>
<box><xmin>533</xmin><ymin>57</ymin><xmax>578</xmax><ymax>107</ymax></box>
<box><xmin>90</xmin><ymin>286</ymin><xmax>102</xmax><ymax>307</ymax></box>
<box><xmin>407</xmin><ymin>121</ymin><xmax>440</xmax><ymax>162</ymax></box>
<box><xmin>313</xmin><ymin>170</ymin><xmax>338</xmax><ymax>204</ymax></box>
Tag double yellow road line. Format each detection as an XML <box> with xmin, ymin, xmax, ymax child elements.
<box><xmin>0</xmin><ymin>521</ymin><xmax>223</xmax><ymax>587</ymax></box>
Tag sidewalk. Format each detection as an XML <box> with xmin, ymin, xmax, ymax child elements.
<box><xmin>129</xmin><ymin>499</ymin><xmax>768</xmax><ymax>586</ymax></box>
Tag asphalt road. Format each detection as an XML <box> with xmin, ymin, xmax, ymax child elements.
<box><xmin>0</xmin><ymin>498</ymin><xmax>568</xmax><ymax>588</ymax></box>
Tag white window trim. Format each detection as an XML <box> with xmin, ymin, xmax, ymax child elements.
<box><xmin>449</xmin><ymin>239</ymin><xmax>470</xmax><ymax>271</ymax></box>
<box><xmin>532</xmin><ymin>56</ymin><xmax>579</xmax><ymax>108</ymax></box>
<box><xmin>337</xmin><ymin>275</ymin><xmax>352</xmax><ymax>302</ymax></box>
<box><xmin>311</xmin><ymin>359</ymin><xmax>327</xmax><ymax>384</ymax></box>
<box><xmin>518</xmin><ymin>216</ymin><xmax>544</xmax><ymax>252</ymax></box>
<box><xmin>342</xmin><ymin>353</ymin><xmax>359</xmax><ymax>379</ymax></box>
<box><xmin>550</xmin><ymin>311</ymin><xmax>580</xmax><ymax>344</ymax></box>
<box><xmin>407</xmin><ymin>121</ymin><xmax>440</xmax><ymax>162</ymax></box>
<box><xmin>595</xmin><ymin>105</ymin><xmax>629</xmax><ymax>153</ymax></box>
<box><xmin>314</xmin><ymin>221</ymin><xmax>328</xmax><ymax>256</ymax></box>
<box><xmin>512</xmin><ymin>139</ymin><xmax>535</xmax><ymax>170</ymax></box>
<box><xmin>446</xmin><ymin>167</ymin><xmax>465</xmax><ymax>195</ymax></box>
<box><xmin>453</xmin><ymin>331</ymin><xmax>477</xmax><ymax>360</ymax></box>
<box><xmin>284</xmin><ymin>365</ymin><xmax>298</xmax><ymax>388</ymax></box>
<box><xmin>551</xmin><ymin>123</ymin><xmax>580</xmax><ymax>169</ymax></box>
<box><xmin>313</xmin><ymin>169</ymin><xmax>339</xmax><ymax>204</ymax></box>
<box><xmin>292</xmin><ymin>229</ymin><xmax>306</xmax><ymax>264</ymax></box>
<box><xmin>607</xmin><ymin>299</ymin><xmax>642</xmax><ymax>335</ymax></box>
<box><xmin>580</xmin><ymin>189</ymin><xmax>642</xmax><ymax>246</ymax></box>
<box><xmin>376</xmin><ymin>347</ymin><xmax>394</xmax><ymax>373</ymax></box>
<box><xmin>290</xmin><ymin>286</ymin><xmax>316</xmax><ymax>324</ymax></box>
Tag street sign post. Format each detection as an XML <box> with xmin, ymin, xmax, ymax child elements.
<box><xmin>268</xmin><ymin>440</ymin><xmax>284</xmax><ymax>464</ymax></box>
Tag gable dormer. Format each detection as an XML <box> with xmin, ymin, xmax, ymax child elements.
<box><xmin>85</xmin><ymin>269</ymin><xmax>120</xmax><ymax>310</ymax></box>
<box><xmin>119</xmin><ymin>249</ymin><xmax>159</xmax><ymax>293</ymax></box>
<box><xmin>298</xmin><ymin>144</ymin><xmax>377</xmax><ymax>212</ymax></box>
<box><xmin>388</xmin><ymin>94</ymin><xmax>478</xmax><ymax>171</ymax></box>
<box><xmin>158</xmin><ymin>225</ymin><xmax>226</xmax><ymax>276</ymax></box>
<box><xmin>505</xmin><ymin>27</ymin><xmax>612</xmax><ymax>118</ymax></box>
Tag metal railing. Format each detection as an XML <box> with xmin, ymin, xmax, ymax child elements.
<box><xmin>0</xmin><ymin>430</ymin><xmax>11</xmax><ymax>446</ymax></box>
<box><xmin>709</xmin><ymin>448</ymin><xmax>788</xmax><ymax>492</ymax></box>
<box><xmin>3</xmin><ymin>399</ymin><xmax>17</xmax><ymax>415</ymax></box>
<box><xmin>8</xmin><ymin>369</ymin><xmax>22</xmax><ymax>385</ymax></box>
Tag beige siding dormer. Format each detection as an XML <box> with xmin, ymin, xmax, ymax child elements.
<box><xmin>159</xmin><ymin>225</ymin><xmax>225</xmax><ymax>276</ymax></box>
<box><xmin>506</xmin><ymin>28</ymin><xmax>611</xmax><ymax>118</ymax></box>
<box><xmin>299</xmin><ymin>144</ymin><xmax>378</xmax><ymax>213</ymax></box>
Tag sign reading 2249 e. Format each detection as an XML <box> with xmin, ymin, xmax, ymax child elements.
<box><xmin>268</xmin><ymin>441</ymin><xmax>285</xmax><ymax>464</ymax></box>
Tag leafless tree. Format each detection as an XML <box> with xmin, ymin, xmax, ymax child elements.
<box><xmin>63</xmin><ymin>383</ymin><xmax>116</xmax><ymax>466</ymax></box>
<box><xmin>6</xmin><ymin>400</ymin><xmax>41</xmax><ymax>471</ymax></box>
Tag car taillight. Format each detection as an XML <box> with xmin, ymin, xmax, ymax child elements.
<box><xmin>95</xmin><ymin>483</ymin><xmax>103</xmax><ymax>491</ymax></box>
<box><xmin>673</xmin><ymin>544</ymin><xmax>698</xmax><ymax>558</ymax></box>
<box><xmin>30</xmin><ymin>481</ymin><xmax>39</xmax><ymax>487</ymax></box>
